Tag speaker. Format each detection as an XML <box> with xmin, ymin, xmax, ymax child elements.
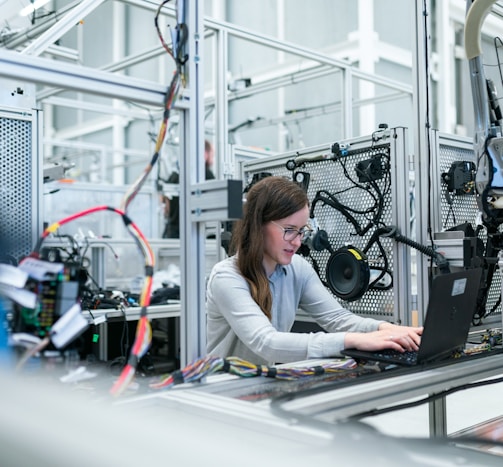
<box><xmin>326</xmin><ymin>246</ymin><xmax>370</xmax><ymax>301</ymax></box>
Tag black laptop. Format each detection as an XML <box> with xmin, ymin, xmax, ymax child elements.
<box><xmin>342</xmin><ymin>268</ymin><xmax>483</xmax><ymax>366</ymax></box>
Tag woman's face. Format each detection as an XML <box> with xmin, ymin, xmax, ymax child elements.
<box><xmin>262</xmin><ymin>204</ymin><xmax>310</xmax><ymax>276</ymax></box>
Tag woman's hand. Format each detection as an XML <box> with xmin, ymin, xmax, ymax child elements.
<box><xmin>345</xmin><ymin>323</ymin><xmax>423</xmax><ymax>353</ymax></box>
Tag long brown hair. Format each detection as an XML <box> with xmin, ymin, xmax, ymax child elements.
<box><xmin>230</xmin><ymin>176</ymin><xmax>308</xmax><ymax>319</ymax></box>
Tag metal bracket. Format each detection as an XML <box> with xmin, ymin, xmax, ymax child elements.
<box><xmin>189</xmin><ymin>179</ymin><xmax>243</xmax><ymax>222</ymax></box>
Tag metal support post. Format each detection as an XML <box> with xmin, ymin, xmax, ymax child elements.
<box><xmin>179</xmin><ymin>0</ymin><xmax>207</xmax><ymax>367</ymax></box>
<box><xmin>90</xmin><ymin>245</ymin><xmax>106</xmax><ymax>290</ymax></box>
<box><xmin>429</xmin><ymin>396</ymin><xmax>447</xmax><ymax>437</ymax></box>
<box><xmin>412</xmin><ymin>0</ymin><xmax>432</xmax><ymax>322</ymax></box>
<box><xmin>499</xmin><ymin>251</ymin><xmax>503</xmax><ymax>332</ymax></box>
<box><xmin>179</xmin><ymin>3</ymin><xmax>243</xmax><ymax>367</ymax></box>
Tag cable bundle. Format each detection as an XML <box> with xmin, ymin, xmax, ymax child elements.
<box><xmin>121</xmin><ymin>1</ymin><xmax>185</xmax><ymax>213</ymax></box>
<box><xmin>150</xmin><ymin>355</ymin><xmax>225</xmax><ymax>389</ymax></box>
<box><xmin>149</xmin><ymin>355</ymin><xmax>358</xmax><ymax>390</ymax></box>
<box><xmin>33</xmin><ymin>211</ymin><xmax>155</xmax><ymax>397</ymax></box>
<box><xmin>110</xmin><ymin>315</ymin><xmax>152</xmax><ymax>396</ymax></box>
<box><xmin>24</xmin><ymin>206</ymin><xmax>155</xmax><ymax>393</ymax></box>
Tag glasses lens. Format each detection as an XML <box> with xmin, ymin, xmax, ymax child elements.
<box><xmin>278</xmin><ymin>223</ymin><xmax>312</xmax><ymax>241</ymax></box>
<box><xmin>283</xmin><ymin>229</ymin><xmax>298</xmax><ymax>241</ymax></box>
<box><xmin>283</xmin><ymin>228</ymin><xmax>311</xmax><ymax>241</ymax></box>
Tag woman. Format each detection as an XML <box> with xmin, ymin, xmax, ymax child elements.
<box><xmin>206</xmin><ymin>176</ymin><xmax>422</xmax><ymax>365</ymax></box>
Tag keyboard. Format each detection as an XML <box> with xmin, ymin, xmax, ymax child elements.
<box><xmin>344</xmin><ymin>346</ymin><xmax>503</xmax><ymax>368</ymax></box>
<box><xmin>367</xmin><ymin>349</ymin><xmax>418</xmax><ymax>365</ymax></box>
<box><xmin>342</xmin><ymin>348</ymin><xmax>420</xmax><ymax>366</ymax></box>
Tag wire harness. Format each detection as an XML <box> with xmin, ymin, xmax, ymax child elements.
<box><xmin>149</xmin><ymin>355</ymin><xmax>358</xmax><ymax>390</ymax></box>
<box><xmin>22</xmin><ymin>206</ymin><xmax>154</xmax><ymax>393</ymax></box>
<box><xmin>151</xmin><ymin>344</ymin><xmax>500</xmax><ymax>394</ymax></box>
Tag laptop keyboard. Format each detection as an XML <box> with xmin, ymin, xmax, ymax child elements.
<box><xmin>367</xmin><ymin>349</ymin><xmax>418</xmax><ymax>365</ymax></box>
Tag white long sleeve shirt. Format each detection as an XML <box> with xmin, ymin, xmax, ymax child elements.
<box><xmin>206</xmin><ymin>254</ymin><xmax>384</xmax><ymax>365</ymax></box>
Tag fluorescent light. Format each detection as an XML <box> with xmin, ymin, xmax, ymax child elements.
<box><xmin>19</xmin><ymin>0</ymin><xmax>51</xmax><ymax>17</ymax></box>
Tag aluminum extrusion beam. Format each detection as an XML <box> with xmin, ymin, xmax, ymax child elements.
<box><xmin>0</xmin><ymin>48</ymin><xmax>169</xmax><ymax>107</ymax></box>
<box><xmin>102</xmin><ymin>45</ymin><xmax>166</xmax><ymax>73</ymax></box>
<box><xmin>228</xmin><ymin>91</ymin><xmax>407</xmax><ymax>133</ymax></box>
<box><xmin>412</xmin><ymin>0</ymin><xmax>432</xmax><ymax>322</ymax></box>
<box><xmin>272</xmin><ymin>353</ymin><xmax>503</xmax><ymax>426</ymax></box>
<box><xmin>1</xmin><ymin>0</ymin><xmax>81</xmax><ymax>49</ymax></box>
<box><xmin>215</xmin><ymin>26</ymin><xmax>229</xmax><ymax>182</ymax></box>
<box><xmin>35</xmin><ymin>44</ymin><xmax>169</xmax><ymax>102</ymax></box>
<box><xmin>45</xmin><ymin>45</ymin><xmax>80</xmax><ymax>61</ymax></box>
<box><xmin>21</xmin><ymin>0</ymin><xmax>106</xmax><ymax>56</ymax></box>
<box><xmin>204</xmin><ymin>17</ymin><xmax>411</xmax><ymax>94</ymax></box>
<box><xmin>6</xmin><ymin>0</ymin><xmax>412</xmax><ymax>104</ymax></box>
<box><xmin>122</xmin><ymin>0</ymin><xmax>412</xmax><ymax>95</ymax></box>
<box><xmin>225</xmin><ymin>65</ymin><xmax>341</xmax><ymax>102</ymax></box>
<box><xmin>42</xmin><ymin>97</ymin><xmax>156</xmax><ymax>119</ymax></box>
<box><xmin>178</xmin><ymin>0</ymin><xmax>207</xmax><ymax>368</ymax></box>
<box><xmin>81</xmin><ymin>304</ymin><xmax>181</xmax><ymax>322</ymax></box>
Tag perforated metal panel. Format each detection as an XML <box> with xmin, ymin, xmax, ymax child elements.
<box><xmin>430</xmin><ymin>133</ymin><xmax>478</xmax><ymax>232</ymax></box>
<box><xmin>0</xmin><ymin>108</ymin><xmax>42</xmax><ymax>263</ymax></box>
<box><xmin>428</xmin><ymin>132</ymin><xmax>501</xmax><ymax>324</ymax></box>
<box><xmin>241</xmin><ymin>128</ymin><xmax>413</xmax><ymax>324</ymax></box>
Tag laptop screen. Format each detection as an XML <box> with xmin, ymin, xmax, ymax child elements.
<box><xmin>417</xmin><ymin>267</ymin><xmax>483</xmax><ymax>363</ymax></box>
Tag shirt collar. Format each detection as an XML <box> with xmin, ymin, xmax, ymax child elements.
<box><xmin>270</xmin><ymin>263</ymin><xmax>287</xmax><ymax>279</ymax></box>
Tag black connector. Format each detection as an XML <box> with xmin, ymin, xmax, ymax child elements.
<box><xmin>441</xmin><ymin>161</ymin><xmax>476</xmax><ymax>195</ymax></box>
<box><xmin>293</xmin><ymin>171</ymin><xmax>310</xmax><ymax>192</ymax></box>
<box><xmin>355</xmin><ymin>156</ymin><xmax>384</xmax><ymax>183</ymax></box>
<box><xmin>331</xmin><ymin>142</ymin><xmax>349</xmax><ymax>158</ymax></box>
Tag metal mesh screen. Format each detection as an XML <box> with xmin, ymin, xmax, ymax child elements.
<box><xmin>432</xmin><ymin>133</ymin><xmax>501</xmax><ymax>323</ymax></box>
<box><xmin>435</xmin><ymin>141</ymin><xmax>478</xmax><ymax>232</ymax></box>
<box><xmin>241</xmin><ymin>130</ymin><xmax>411</xmax><ymax>322</ymax></box>
<box><xmin>0</xmin><ymin>110</ymin><xmax>39</xmax><ymax>262</ymax></box>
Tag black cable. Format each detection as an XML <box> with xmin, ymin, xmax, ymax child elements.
<box><xmin>310</xmin><ymin>190</ymin><xmax>378</xmax><ymax>237</ymax></box>
<box><xmin>422</xmin><ymin>0</ymin><xmax>436</xmax><ymax>282</ymax></box>
<box><xmin>495</xmin><ymin>36</ymin><xmax>503</xmax><ymax>93</ymax></box>
<box><xmin>350</xmin><ymin>374</ymin><xmax>503</xmax><ymax>420</ymax></box>
<box><xmin>367</xmin><ymin>264</ymin><xmax>393</xmax><ymax>290</ymax></box>
<box><xmin>364</xmin><ymin>238</ymin><xmax>393</xmax><ymax>290</ymax></box>
<box><xmin>362</xmin><ymin>229</ymin><xmax>394</xmax><ymax>289</ymax></box>
<box><xmin>87</xmin><ymin>308</ymin><xmax>95</xmax><ymax>322</ymax></box>
<box><xmin>306</xmin><ymin>149</ymin><xmax>391</xmax><ymax>235</ymax></box>
<box><xmin>119</xmin><ymin>306</ymin><xmax>129</xmax><ymax>360</ymax></box>
<box><xmin>372</xmin><ymin>225</ymin><xmax>450</xmax><ymax>274</ymax></box>
<box><xmin>304</xmin><ymin>148</ymin><xmax>393</xmax><ymax>293</ymax></box>
<box><xmin>486</xmin><ymin>294</ymin><xmax>501</xmax><ymax>317</ymax></box>
<box><xmin>313</xmin><ymin>191</ymin><xmax>367</xmax><ymax>235</ymax></box>
<box><xmin>339</xmin><ymin>149</ymin><xmax>390</xmax><ymax>230</ymax></box>
<box><xmin>443</xmin><ymin>190</ymin><xmax>457</xmax><ymax>228</ymax></box>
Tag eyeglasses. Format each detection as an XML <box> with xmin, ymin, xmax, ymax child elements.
<box><xmin>270</xmin><ymin>220</ymin><xmax>313</xmax><ymax>242</ymax></box>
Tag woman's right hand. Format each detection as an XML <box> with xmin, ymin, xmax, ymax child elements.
<box><xmin>344</xmin><ymin>326</ymin><xmax>422</xmax><ymax>353</ymax></box>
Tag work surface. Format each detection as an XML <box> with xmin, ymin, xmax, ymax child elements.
<box><xmin>3</xmin><ymin>349</ymin><xmax>503</xmax><ymax>466</ymax></box>
<box><xmin>25</xmin><ymin>345</ymin><xmax>503</xmax><ymax>416</ymax></box>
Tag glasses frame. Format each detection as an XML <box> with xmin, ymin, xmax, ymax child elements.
<box><xmin>270</xmin><ymin>220</ymin><xmax>313</xmax><ymax>242</ymax></box>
